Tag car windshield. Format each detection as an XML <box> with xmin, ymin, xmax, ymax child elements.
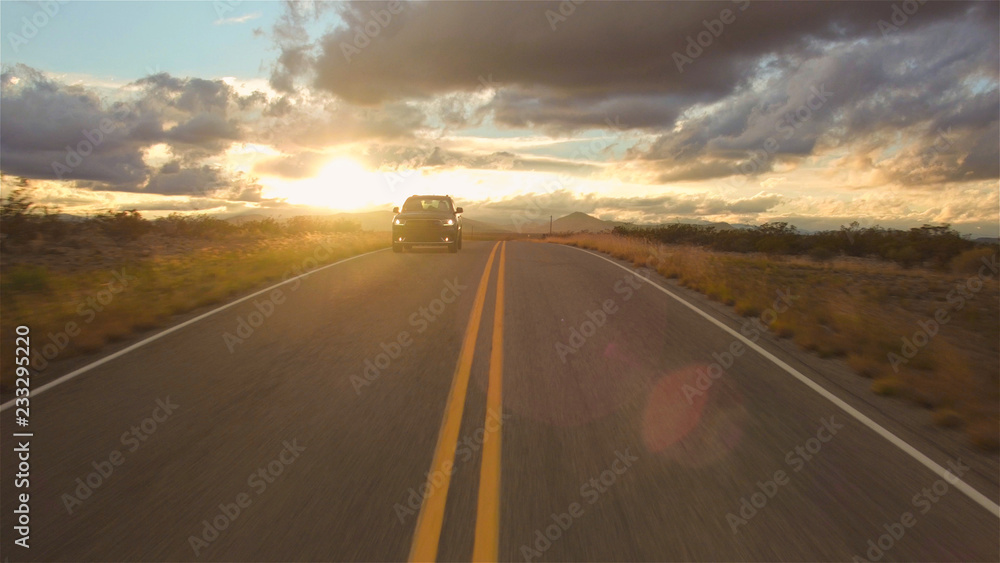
<box><xmin>402</xmin><ymin>198</ymin><xmax>451</xmax><ymax>212</ymax></box>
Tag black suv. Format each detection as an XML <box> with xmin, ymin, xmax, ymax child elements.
<box><xmin>391</xmin><ymin>195</ymin><xmax>463</xmax><ymax>253</ymax></box>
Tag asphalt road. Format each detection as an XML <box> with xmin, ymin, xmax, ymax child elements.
<box><xmin>2</xmin><ymin>240</ymin><xmax>998</xmax><ymax>562</ymax></box>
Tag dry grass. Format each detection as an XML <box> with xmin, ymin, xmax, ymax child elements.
<box><xmin>0</xmin><ymin>231</ymin><xmax>389</xmax><ymax>392</ymax></box>
<box><xmin>872</xmin><ymin>376</ymin><xmax>906</xmax><ymax>397</ymax></box>
<box><xmin>932</xmin><ymin>407</ymin><xmax>964</xmax><ymax>428</ymax></box>
<box><xmin>546</xmin><ymin>234</ymin><xmax>1000</xmax><ymax>450</ymax></box>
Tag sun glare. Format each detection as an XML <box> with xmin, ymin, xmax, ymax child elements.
<box><xmin>278</xmin><ymin>158</ymin><xmax>387</xmax><ymax>211</ymax></box>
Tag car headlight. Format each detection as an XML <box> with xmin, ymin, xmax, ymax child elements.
<box><xmin>393</xmin><ymin>218</ymin><xmax>405</xmax><ymax>225</ymax></box>
<box><xmin>442</xmin><ymin>219</ymin><xmax>455</xmax><ymax>226</ymax></box>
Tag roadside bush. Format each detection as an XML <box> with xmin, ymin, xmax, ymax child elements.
<box><xmin>95</xmin><ymin>209</ymin><xmax>151</xmax><ymax>242</ymax></box>
<box><xmin>286</xmin><ymin>216</ymin><xmax>362</xmax><ymax>234</ymax></box>
<box><xmin>155</xmin><ymin>213</ymin><xmax>236</xmax><ymax>238</ymax></box>
<box><xmin>950</xmin><ymin>245</ymin><xmax>998</xmax><ymax>275</ymax></box>
<box><xmin>613</xmin><ymin>221</ymin><xmax>975</xmax><ymax>268</ymax></box>
<box><xmin>0</xmin><ymin>184</ymin><xmax>63</xmax><ymax>244</ymax></box>
<box><xmin>237</xmin><ymin>216</ymin><xmax>283</xmax><ymax>236</ymax></box>
<box><xmin>808</xmin><ymin>246</ymin><xmax>836</xmax><ymax>261</ymax></box>
<box><xmin>1</xmin><ymin>264</ymin><xmax>51</xmax><ymax>292</ymax></box>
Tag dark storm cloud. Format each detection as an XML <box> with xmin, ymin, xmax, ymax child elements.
<box><xmin>629</xmin><ymin>7</ymin><xmax>999</xmax><ymax>184</ymax></box>
<box><xmin>483</xmin><ymin>90</ymin><xmax>697</xmax><ymax>134</ymax></box>
<box><xmin>270</xmin><ymin>0</ymin><xmax>997</xmax><ymax>186</ymax></box>
<box><xmin>131</xmin><ymin>72</ymin><xmax>268</xmax><ymax>153</ymax></box>
<box><xmin>136</xmin><ymin>74</ymin><xmax>233</xmax><ymax>114</ymax></box>
<box><xmin>417</xmin><ymin>145</ymin><xmax>599</xmax><ymax>175</ymax></box>
<box><xmin>0</xmin><ymin>66</ymin><xmax>148</xmax><ymax>185</ymax></box>
<box><xmin>270</xmin><ymin>45</ymin><xmax>314</xmax><ymax>94</ymax></box>
<box><xmin>165</xmin><ymin>113</ymin><xmax>242</xmax><ymax>148</ymax></box>
<box><xmin>294</xmin><ymin>1</ymin><xmax>971</xmax><ymax>105</ymax></box>
<box><xmin>140</xmin><ymin>165</ymin><xmax>263</xmax><ymax>202</ymax></box>
<box><xmin>1</xmin><ymin>62</ymin><xmax>431</xmax><ymax>194</ymax></box>
<box><xmin>266</xmin><ymin>0</ymin><xmax>338</xmax><ymax>93</ymax></box>
<box><xmin>0</xmin><ymin>65</ymin><xmax>272</xmax><ymax>195</ymax></box>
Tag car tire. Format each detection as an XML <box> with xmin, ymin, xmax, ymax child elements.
<box><xmin>392</xmin><ymin>243</ymin><xmax>403</xmax><ymax>253</ymax></box>
<box><xmin>448</xmin><ymin>240</ymin><xmax>458</xmax><ymax>253</ymax></box>
<box><xmin>457</xmin><ymin>234</ymin><xmax>462</xmax><ymax>250</ymax></box>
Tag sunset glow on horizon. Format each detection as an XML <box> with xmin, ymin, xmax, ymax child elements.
<box><xmin>1</xmin><ymin>1</ymin><xmax>997</xmax><ymax>234</ymax></box>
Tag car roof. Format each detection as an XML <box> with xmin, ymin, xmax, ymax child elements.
<box><xmin>406</xmin><ymin>195</ymin><xmax>452</xmax><ymax>200</ymax></box>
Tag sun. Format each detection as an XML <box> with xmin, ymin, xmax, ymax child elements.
<box><xmin>277</xmin><ymin>157</ymin><xmax>387</xmax><ymax>211</ymax></box>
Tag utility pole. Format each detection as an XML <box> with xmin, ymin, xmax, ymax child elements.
<box><xmin>549</xmin><ymin>215</ymin><xmax>553</xmax><ymax>235</ymax></box>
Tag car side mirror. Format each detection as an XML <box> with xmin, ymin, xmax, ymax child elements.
<box><xmin>455</xmin><ymin>207</ymin><xmax>463</xmax><ymax>214</ymax></box>
<box><xmin>392</xmin><ymin>206</ymin><xmax>399</xmax><ymax>213</ymax></box>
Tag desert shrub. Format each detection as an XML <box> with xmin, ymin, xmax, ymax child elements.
<box><xmin>238</xmin><ymin>217</ymin><xmax>283</xmax><ymax>236</ymax></box>
<box><xmin>950</xmin><ymin>245</ymin><xmax>998</xmax><ymax>275</ymax></box>
<box><xmin>887</xmin><ymin>245</ymin><xmax>921</xmax><ymax>268</ymax></box>
<box><xmin>154</xmin><ymin>213</ymin><xmax>235</xmax><ymax>238</ymax></box>
<box><xmin>1</xmin><ymin>264</ymin><xmax>51</xmax><ymax>292</ymax></box>
<box><xmin>0</xmin><ymin>184</ymin><xmax>63</xmax><ymax>243</ymax></box>
<box><xmin>808</xmin><ymin>246</ymin><xmax>836</xmax><ymax>261</ymax></box>
<box><xmin>286</xmin><ymin>216</ymin><xmax>362</xmax><ymax>234</ymax></box>
<box><xmin>613</xmin><ymin>221</ymin><xmax>974</xmax><ymax>268</ymax></box>
<box><xmin>0</xmin><ymin>187</ymin><xmax>37</xmax><ymax>239</ymax></box>
<box><xmin>94</xmin><ymin>209</ymin><xmax>151</xmax><ymax>242</ymax></box>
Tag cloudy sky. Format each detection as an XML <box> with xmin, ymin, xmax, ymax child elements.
<box><xmin>1</xmin><ymin>1</ymin><xmax>997</xmax><ymax>234</ymax></box>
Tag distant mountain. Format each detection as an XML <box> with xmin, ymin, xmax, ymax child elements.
<box><xmin>225</xmin><ymin>213</ymin><xmax>270</xmax><ymax>224</ymax></box>
<box><xmin>552</xmin><ymin>212</ymin><xmax>626</xmax><ymax>232</ymax></box>
<box><xmin>463</xmin><ymin>217</ymin><xmax>511</xmax><ymax>234</ymax></box>
<box><xmin>223</xmin><ymin>207</ymin><xmax>331</xmax><ymax>221</ymax></box>
<box><xmin>515</xmin><ymin>212</ymin><xmax>623</xmax><ymax>233</ymax></box>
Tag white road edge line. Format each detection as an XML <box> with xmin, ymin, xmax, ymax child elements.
<box><xmin>568</xmin><ymin>244</ymin><xmax>1000</xmax><ymax>519</ymax></box>
<box><xmin>0</xmin><ymin>247</ymin><xmax>389</xmax><ymax>412</ymax></box>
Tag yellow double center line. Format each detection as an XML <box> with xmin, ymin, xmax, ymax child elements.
<box><xmin>409</xmin><ymin>241</ymin><xmax>507</xmax><ymax>563</ymax></box>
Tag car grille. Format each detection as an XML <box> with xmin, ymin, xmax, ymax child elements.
<box><xmin>396</xmin><ymin>218</ymin><xmax>454</xmax><ymax>243</ymax></box>
<box><xmin>406</xmin><ymin>220</ymin><xmax>441</xmax><ymax>228</ymax></box>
